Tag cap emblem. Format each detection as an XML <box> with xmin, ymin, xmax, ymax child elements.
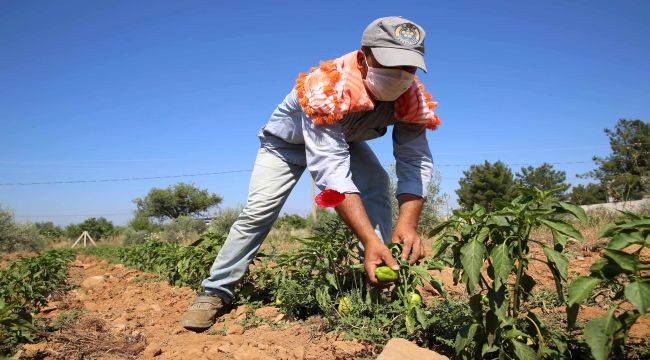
<box><xmin>394</xmin><ymin>23</ymin><xmax>420</xmax><ymax>46</ymax></box>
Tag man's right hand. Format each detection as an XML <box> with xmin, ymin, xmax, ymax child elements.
<box><xmin>363</xmin><ymin>241</ymin><xmax>400</xmax><ymax>285</ymax></box>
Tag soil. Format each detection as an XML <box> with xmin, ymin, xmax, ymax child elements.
<box><xmin>18</xmin><ymin>256</ymin><xmax>370</xmax><ymax>360</ymax></box>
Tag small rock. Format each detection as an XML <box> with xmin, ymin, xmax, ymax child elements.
<box><xmin>273</xmin><ymin>313</ymin><xmax>285</xmax><ymax>323</ymax></box>
<box><xmin>81</xmin><ymin>275</ymin><xmax>106</xmax><ymax>289</ymax></box>
<box><xmin>226</xmin><ymin>324</ymin><xmax>244</xmax><ymax>335</ymax></box>
<box><xmin>377</xmin><ymin>338</ymin><xmax>449</xmax><ymax>360</ymax></box>
<box><xmin>254</xmin><ymin>306</ymin><xmax>280</xmax><ymax>320</ymax></box>
<box><xmin>142</xmin><ymin>343</ymin><xmax>162</xmax><ymax>359</ymax></box>
<box><xmin>235</xmin><ymin>305</ymin><xmax>249</xmax><ymax>316</ymax></box>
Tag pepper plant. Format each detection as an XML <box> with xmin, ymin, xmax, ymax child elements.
<box><xmin>430</xmin><ymin>188</ymin><xmax>586</xmax><ymax>359</ymax></box>
<box><xmin>567</xmin><ymin>212</ymin><xmax>649</xmax><ymax>360</ymax></box>
<box><xmin>387</xmin><ymin>243</ymin><xmax>448</xmax><ymax>334</ymax></box>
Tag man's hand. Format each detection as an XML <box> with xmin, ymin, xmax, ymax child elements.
<box><xmin>363</xmin><ymin>241</ymin><xmax>399</xmax><ymax>285</ymax></box>
<box><xmin>394</xmin><ymin>194</ymin><xmax>425</xmax><ymax>265</ymax></box>
<box><xmin>334</xmin><ymin>193</ymin><xmax>399</xmax><ymax>285</ymax></box>
<box><xmin>392</xmin><ymin>224</ymin><xmax>424</xmax><ymax>265</ymax></box>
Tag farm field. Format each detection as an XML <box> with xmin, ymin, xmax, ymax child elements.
<box><xmin>4</xmin><ymin>200</ymin><xmax>650</xmax><ymax>360</ymax></box>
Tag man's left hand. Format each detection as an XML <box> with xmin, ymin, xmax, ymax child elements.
<box><xmin>391</xmin><ymin>224</ymin><xmax>424</xmax><ymax>265</ymax></box>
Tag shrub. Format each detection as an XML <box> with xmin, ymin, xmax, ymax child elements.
<box><xmin>274</xmin><ymin>213</ymin><xmax>308</xmax><ymax>230</ymax></box>
<box><xmin>208</xmin><ymin>206</ymin><xmax>243</xmax><ymax>235</ymax></box>
<box><xmin>64</xmin><ymin>217</ymin><xmax>115</xmax><ymax>241</ymax></box>
<box><xmin>158</xmin><ymin>216</ymin><xmax>206</xmax><ymax>243</ymax></box>
<box><xmin>0</xmin><ymin>208</ymin><xmax>46</xmax><ymax>253</ymax></box>
<box><xmin>121</xmin><ymin>228</ymin><xmax>153</xmax><ymax>246</ymax></box>
<box><xmin>0</xmin><ymin>249</ymin><xmax>74</xmax><ymax>355</ymax></box>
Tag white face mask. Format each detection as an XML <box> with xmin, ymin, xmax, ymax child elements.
<box><xmin>363</xmin><ymin>63</ymin><xmax>415</xmax><ymax>101</ymax></box>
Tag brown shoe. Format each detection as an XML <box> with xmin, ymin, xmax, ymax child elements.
<box><xmin>181</xmin><ymin>292</ymin><xmax>229</xmax><ymax>332</ymax></box>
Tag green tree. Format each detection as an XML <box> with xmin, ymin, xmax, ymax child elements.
<box><xmin>65</xmin><ymin>217</ymin><xmax>115</xmax><ymax>240</ymax></box>
<box><xmin>456</xmin><ymin>161</ymin><xmax>516</xmax><ymax>211</ymax></box>
<box><xmin>515</xmin><ymin>163</ymin><xmax>570</xmax><ymax>199</ymax></box>
<box><xmin>134</xmin><ymin>183</ymin><xmax>222</xmax><ymax>221</ymax></box>
<box><xmin>569</xmin><ymin>183</ymin><xmax>607</xmax><ymax>205</ymax></box>
<box><xmin>586</xmin><ymin>119</ymin><xmax>649</xmax><ymax>201</ymax></box>
<box><xmin>33</xmin><ymin>221</ymin><xmax>64</xmax><ymax>239</ymax></box>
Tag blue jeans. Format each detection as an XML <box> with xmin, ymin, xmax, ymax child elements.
<box><xmin>201</xmin><ymin>143</ymin><xmax>392</xmax><ymax>301</ymax></box>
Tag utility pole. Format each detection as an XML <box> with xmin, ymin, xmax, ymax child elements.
<box><xmin>310</xmin><ymin>177</ymin><xmax>317</xmax><ymax>220</ymax></box>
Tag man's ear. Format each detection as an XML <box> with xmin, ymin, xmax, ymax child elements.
<box><xmin>358</xmin><ymin>50</ymin><xmax>368</xmax><ymax>77</ymax></box>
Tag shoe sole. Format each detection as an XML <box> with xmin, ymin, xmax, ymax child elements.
<box><xmin>180</xmin><ymin>318</ymin><xmax>215</xmax><ymax>332</ymax></box>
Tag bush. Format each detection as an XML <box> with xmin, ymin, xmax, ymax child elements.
<box><xmin>0</xmin><ymin>249</ymin><xmax>74</xmax><ymax>355</ymax></box>
<box><xmin>208</xmin><ymin>206</ymin><xmax>243</xmax><ymax>235</ymax></box>
<box><xmin>121</xmin><ymin>228</ymin><xmax>153</xmax><ymax>246</ymax></box>
<box><xmin>33</xmin><ymin>221</ymin><xmax>64</xmax><ymax>239</ymax></box>
<box><xmin>158</xmin><ymin>216</ymin><xmax>206</xmax><ymax>244</ymax></box>
<box><xmin>0</xmin><ymin>208</ymin><xmax>46</xmax><ymax>253</ymax></box>
<box><xmin>85</xmin><ymin>232</ymin><xmax>225</xmax><ymax>289</ymax></box>
<box><xmin>274</xmin><ymin>213</ymin><xmax>308</xmax><ymax>230</ymax></box>
<box><xmin>64</xmin><ymin>217</ymin><xmax>116</xmax><ymax>241</ymax></box>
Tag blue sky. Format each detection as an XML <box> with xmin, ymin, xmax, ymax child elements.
<box><xmin>1</xmin><ymin>1</ymin><xmax>648</xmax><ymax>225</ymax></box>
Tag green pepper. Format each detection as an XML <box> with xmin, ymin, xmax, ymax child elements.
<box><xmin>407</xmin><ymin>292</ymin><xmax>422</xmax><ymax>306</ymax></box>
<box><xmin>337</xmin><ymin>296</ymin><xmax>352</xmax><ymax>315</ymax></box>
<box><xmin>375</xmin><ymin>266</ymin><xmax>398</xmax><ymax>282</ymax></box>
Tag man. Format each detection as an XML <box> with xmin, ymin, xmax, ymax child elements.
<box><xmin>181</xmin><ymin>16</ymin><xmax>440</xmax><ymax>331</ymax></box>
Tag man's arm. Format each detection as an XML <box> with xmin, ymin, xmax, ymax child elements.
<box><xmin>392</xmin><ymin>122</ymin><xmax>434</xmax><ymax>264</ymax></box>
<box><xmin>301</xmin><ymin>113</ymin><xmax>398</xmax><ymax>284</ymax></box>
<box><xmin>393</xmin><ymin>194</ymin><xmax>424</xmax><ymax>264</ymax></box>
<box><xmin>335</xmin><ymin>194</ymin><xmax>399</xmax><ymax>284</ymax></box>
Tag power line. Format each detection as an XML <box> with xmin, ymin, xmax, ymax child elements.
<box><xmin>0</xmin><ymin>169</ymin><xmax>253</xmax><ymax>186</ymax></box>
<box><xmin>0</xmin><ymin>159</ymin><xmax>597</xmax><ymax>187</ymax></box>
<box><xmin>3</xmin><ymin>142</ymin><xmax>647</xmax><ymax>166</ymax></box>
<box><xmin>13</xmin><ymin>212</ymin><xmax>133</xmax><ymax>218</ymax></box>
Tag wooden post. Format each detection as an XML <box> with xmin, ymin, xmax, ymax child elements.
<box><xmin>71</xmin><ymin>231</ymin><xmax>97</xmax><ymax>248</ymax></box>
<box><xmin>310</xmin><ymin>177</ymin><xmax>317</xmax><ymax>220</ymax></box>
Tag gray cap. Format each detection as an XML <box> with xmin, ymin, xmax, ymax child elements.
<box><xmin>361</xmin><ymin>16</ymin><xmax>426</xmax><ymax>72</ymax></box>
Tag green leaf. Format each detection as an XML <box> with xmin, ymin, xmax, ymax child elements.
<box><xmin>559</xmin><ymin>201</ymin><xmax>588</xmax><ymax>222</ymax></box>
<box><xmin>539</xmin><ymin>218</ymin><xmax>583</xmax><ymax>241</ymax></box>
<box><xmin>624</xmin><ymin>281</ymin><xmax>650</xmax><ymax>315</ymax></box>
<box><xmin>490</xmin><ymin>243</ymin><xmax>513</xmax><ymax>288</ymax></box>
<box><xmin>607</xmin><ymin>231</ymin><xmax>643</xmax><ymax>250</ymax></box>
<box><xmin>596</xmin><ymin>222</ymin><xmax>618</xmax><ymax>239</ymax></box>
<box><xmin>460</xmin><ymin>240</ymin><xmax>486</xmax><ymax>293</ymax></box>
<box><xmin>567</xmin><ymin>276</ymin><xmax>601</xmax><ymax>329</ymax></box>
<box><xmin>551</xmin><ymin>230</ymin><xmax>568</xmax><ymax>249</ymax></box>
<box><xmin>455</xmin><ymin>323</ymin><xmax>478</xmax><ymax>354</ymax></box>
<box><xmin>430</xmin><ymin>238</ymin><xmax>450</xmax><ymax>258</ymax></box>
<box><xmin>429</xmin><ymin>277</ymin><xmax>448</xmax><ymax>298</ymax></box>
<box><xmin>584</xmin><ymin>309</ymin><xmax>617</xmax><ymax>360</ymax></box>
<box><xmin>603</xmin><ymin>249</ymin><xmax>638</xmax><ymax>273</ymax></box>
<box><xmin>618</xmin><ymin>218</ymin><xmax>650</xmax><ymax>229</ymax></box>
<box><xmin>511</xmin><ymin>339</ymin><xmax>537</xmax><ymax>360</ymax></box>
<box><xmin>429</xmin><ymin>220</ymin><xmax>451</xmax><ymax>237</ymax></box>
<box><xmin>568</xmin><ymin>276</ymin><xmax>602</xmax><ymax>306</ymax></box>
<box><xmin>542</xmin><ymin>246</ymin><xmax>568</xmax><ymax>280</ymax></box>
